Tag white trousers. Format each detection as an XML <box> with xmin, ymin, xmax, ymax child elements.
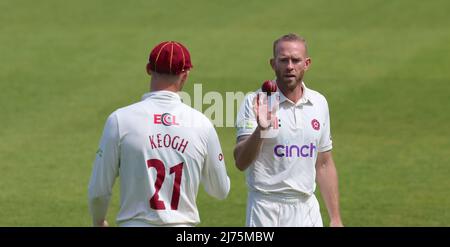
<box><xmin>246</xmin><ymin>191</ymin><xmax>323</xmax><ymax>227</ymax></box>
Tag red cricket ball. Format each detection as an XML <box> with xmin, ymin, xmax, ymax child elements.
<box><xmin>261</xmin><ymin>80</ymin><xmax>277</xmax><ymax>95</ymax></box>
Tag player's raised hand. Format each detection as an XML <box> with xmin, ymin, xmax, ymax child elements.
<box><xmin>255</xmin><ymin>80</ymin><xmax>278</xmax><ymax>129</ymax></box>
<box><xmin>253</xmin><ymin>92</ymin><xmax>278</xmax><ymax>130</ymax></box>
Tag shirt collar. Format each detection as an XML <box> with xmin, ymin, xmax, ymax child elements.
<box><xmin>141</xmin><ymin>90</ymin><xmax>182</xmax><ymax>102</ymax></box>
<box><xmin>277</xmin><ymin>81</ymin><xmax>313</xmax><ymax>106</ymax></box>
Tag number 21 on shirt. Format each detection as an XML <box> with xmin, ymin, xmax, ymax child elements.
<box><xmin>147</xmin><ymin>159</ymin><xmax>183</xmax><ymax>210</ymax></box>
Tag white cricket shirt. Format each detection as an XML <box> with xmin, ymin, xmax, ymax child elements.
<box><xmin>88</xmin><ymin>90</ymin><xmax>230</xmax><ymax>226</ymax></box>
<box><xmin>236</xmin><ymin>82</ymin><xmax>332</xmax><ymax>196</ymax></box>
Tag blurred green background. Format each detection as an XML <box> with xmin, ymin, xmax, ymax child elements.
<box><xmin>0</xmin><ymin>0</ymin><xmax>449</xmax><ymax>226</ymax></box>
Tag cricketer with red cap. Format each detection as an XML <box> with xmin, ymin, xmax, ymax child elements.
<box><xmin>88</xmin><ymin>41</ymin><xmax>230</xmax><ymax>227</ymax></box>
<box><xmin>147</xmin><ymin>41</ymin><xmax>193</xmax><ymax>75</ymax></box>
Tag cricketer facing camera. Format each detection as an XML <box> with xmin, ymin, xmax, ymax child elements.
<box><xmin>88</xmin><ymin>41</ymin><xmax>230</xmax><ymax>227</ymax></box>
<box><xmin>234</xmin><ymin>33</ymin><xmax>343</xmax><ymax>227</ymax></box>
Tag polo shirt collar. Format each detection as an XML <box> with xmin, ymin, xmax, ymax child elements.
<box><xmin>277</xmin><ymin>81</ymin><xmax>313</xmax><ymax>106</ymax></box>
<box><xmin>142</xmin><ymin>90</ymin><xmax>181</xmax><ymax>102</ymax></box>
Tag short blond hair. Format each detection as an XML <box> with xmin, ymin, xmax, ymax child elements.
<box><xmin>273</xmin><ymin>33</ymin><xmax>308</xmax><ymax>57</ymax></box>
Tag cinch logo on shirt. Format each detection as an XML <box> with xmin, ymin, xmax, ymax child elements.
<box><xmin>154</xmin><ymin>113</ymin><xmax>179</xmax><ymax>126</ymax></box>
<box><xmin>274</xmin><ymin>143</ymin><xmax>316</xmax><ymax>158</ymax></box>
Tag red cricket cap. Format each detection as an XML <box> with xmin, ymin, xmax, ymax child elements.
<box><xmin>148</xmin><ymin>41</ymin><xmax>193</xmax><ymax>75</ymax></box>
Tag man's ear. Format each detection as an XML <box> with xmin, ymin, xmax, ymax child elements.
<box><xmin>304</xmin><ymin>57</ymin><xmax>312</xmax><ymax>71</ymax></box>
<box><xmin>178</xmin><ymin>71</ymin><xmax>189</xmax><ymax>90</ymax></box>
<box><xmin>146</xmin><ymin>63</ymin><xmax>152</xmax><ymax>75</ymax></box>
<box><xmin>270</xmin><ymin>58</ymin><xmax>276</xmax><ymax>70</ymax></box>
<box><xmin>181</xmin><ymin>70</ymin><xmax>189</xmax><ymax>82</ymax></box>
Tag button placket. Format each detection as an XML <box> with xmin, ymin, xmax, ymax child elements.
<box><xmin>295</xmin><ymin>105</ymin><xmax>303</xmax><ymax>129</ymax></box>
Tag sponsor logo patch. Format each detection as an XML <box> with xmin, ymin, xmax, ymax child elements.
<box><xmin>311</xmin><ymin>119</ymin><xmax>320</xmax><ymax>130</ymax></box>
<box><xmin>274</xmin><ymin>143</ymin><xmax>317</xmax><ymax>158</ymax></box>
<box><xmin>154</xmin><ymin>113</ymin><xmax>179</xmax><ymax>126</ymax></box>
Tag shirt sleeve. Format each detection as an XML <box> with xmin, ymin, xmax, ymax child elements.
<box><xmin>88</xmin><ymin>112</ymin><xmax>120</xmax><ymax>225</ymax></box>
<box><xmin>318</xmin><ymin>99</ymin><xmax>333</xmax><ymax>152</ymax></box>
<box><xmin>201</xmin><ymin>125</ymin><xmax>230</xmax><ymax>200</ymax></box>
<box><xmin>236</xmin><ymin>93</ymin><xmax>257</xmax><ymax>139</ymax></box>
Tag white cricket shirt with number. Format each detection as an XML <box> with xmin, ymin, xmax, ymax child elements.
<box><xmin>236</xmin><ymin>82</ymin><xmax>332</xmax><ymax>196</ymax></box>
<box><xmin>88</xmin><ymin>91</ymin><xmax>230</xmax><ymax>226</ymax></box>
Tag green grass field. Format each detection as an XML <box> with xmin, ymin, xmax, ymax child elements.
<box><xmin>1</xmin><ymin>0</ymin><xmax>449</xmax><ymax>226</ymax></box>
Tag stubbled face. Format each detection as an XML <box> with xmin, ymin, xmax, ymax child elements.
<box><xmin>271</xmin><ymin>41</ymin><xmax>311</xmax><ymax>91</ymax></box>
